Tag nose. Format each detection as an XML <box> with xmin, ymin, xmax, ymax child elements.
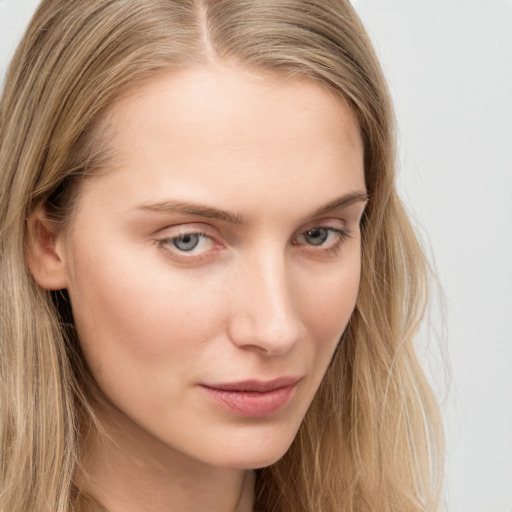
<box><xmin>227</xmin><ymin>250</ymin><xmax>304</xmax><ymax>355</ymax></box>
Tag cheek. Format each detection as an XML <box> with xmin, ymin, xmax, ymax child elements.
<box><xmin>301</xmin><ymin>256</ymin><xmax>361</xmax><ymax>341</ymax></box>
<box><xmin>294</xmin><ymin>252</ymin><xmax>361</xmax><ymax>388</ymax></box>
<box><xmin>66</xmin><ymin>241</ymin><xmax>227</xmax><ymax>384</ymax></box>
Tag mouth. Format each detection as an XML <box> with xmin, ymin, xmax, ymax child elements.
<box><xmin>200</xmin><ymin>377</ymin><xmax>301</xmax><ymax>418</ymax></box>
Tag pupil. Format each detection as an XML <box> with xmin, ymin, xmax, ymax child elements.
<box><xmin>173</xmin><ymin>234</ymin><xmax>200</xmax><ymax>251</ymax></box>
<box><xmin>306</xmin><ymin>228</ymin><xmax>328</xmax><ymax>246</ymax></box>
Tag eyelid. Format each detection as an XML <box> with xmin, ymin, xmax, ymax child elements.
<box><xmin>156</xmin><ymin>221</ymin><xmax>217</xmax><ymax>235</ymax></box>
<box><xmin>297</xmin><ymin>216</ymin><xmax>350</xmax><ymax>235</ymax></box>
<box><xmin>292</xmin><ymin>219</ymin><xmax>355</xmax><ymax>256</ymax></box>
<box><xmin>297</xmin><ymin>225</ymin><xmax>354</xmax><ymax>241</ymax></box>
<box><xmin>155</xmin><ymin>224</ymin><xmax>224</xmax><ymax>263</ymax></box>
<box><xmin>154</xmin><ymin>217</ymin><xmax>358</xmax><ymax>264</ymax></box>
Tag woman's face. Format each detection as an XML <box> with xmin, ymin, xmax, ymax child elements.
<box><xmin>57</xmin><ymin>66</ymin><xmax>366</xmax><ymax>469</ymax></box>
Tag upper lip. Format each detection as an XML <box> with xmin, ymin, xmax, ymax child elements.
<box><xmin>202</xmin><ymin>376</ymin><xmax>301</xmax><ymax>393</ymax></box>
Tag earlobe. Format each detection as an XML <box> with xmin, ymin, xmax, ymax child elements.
<box><xmin>26</xmin><ymin>205</ymin><xmax>68</xmax><ymax>290</ymax></box>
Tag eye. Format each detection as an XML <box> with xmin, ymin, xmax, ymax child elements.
<box><xmin>172</xmin><ymin>233</ymin><xmax>203</xmax><ymax>252</ymax></box>
<box><xmin>157</xmin><ymin>229</ymin><xmax>218</xmax><ymax>260</ymax></box>
<box><xmin>302</xmin><ymin>227</ymin><xmax>330</xmax><ymax>246</ymax></box>
<box><xmin>294</xmin><ymin>225</ymin><xmax>352</xmax><ymax>253</ymax></box>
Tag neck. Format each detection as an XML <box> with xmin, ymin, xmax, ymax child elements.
<box><xmin>75</xmin><ymin>403</ymin><xmax>255</xmax><ymax>512</ymax></box>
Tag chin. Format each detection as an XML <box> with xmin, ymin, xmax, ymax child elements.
<box><xmin>217</xmin><ymin>448</ymin><xmax>291</xmax><ymax>471</ymax></box>
<box><xmin>202</xmin><ymin>422</ymin><xmax>300</xmax><ymax>470</ymax></box>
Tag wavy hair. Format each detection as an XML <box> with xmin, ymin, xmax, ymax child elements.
<box><xmin>0</xmin><ymin>1</ymin><xmax>443</xmax><ymax>510</ymax></box>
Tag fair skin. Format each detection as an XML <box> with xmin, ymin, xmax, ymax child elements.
<box><xmin>28</xmin><ymin>66</ymin><xmax>366</xmax><ymax>512</ymax></box>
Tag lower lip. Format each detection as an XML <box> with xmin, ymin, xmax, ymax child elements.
<box><xmin>200</xmin><ymin>383</ymin><xmax>297</xmax><ymax>418</ymax></box>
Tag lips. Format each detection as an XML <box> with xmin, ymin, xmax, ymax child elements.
<box><xmin>200</xmin><ymin>377</ymin><xmax>300</xmax><ymax>418</ymax></box>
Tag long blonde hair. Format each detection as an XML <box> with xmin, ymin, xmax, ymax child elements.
<box><xmin>0</xmin><ymin>1</ymin><xmax>443</xmax><ymax>510</ymax></box>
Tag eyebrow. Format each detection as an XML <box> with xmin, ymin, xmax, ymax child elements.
<box><xmin>137</xmin><ymin>201</ymin><xmax>244</xmax><ymax>224</ymax></box>
<box><xmin>311</xmin><ymin>191</ymin><xmax>369</xmax><ymax>217</ymax></box>
<box><xmin>136</xmin><ymin>191</ymin><xmax>369</xmax><ymax>225</ymax></box>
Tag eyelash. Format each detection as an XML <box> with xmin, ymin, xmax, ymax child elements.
<box><xmin>156</xmin><ymin>230</ymin><xmax>215</xmax><ymax>262</ymax></box>
<box><xmin>293</xmin><ymin>226</ymin><xmax>353</xmax><ymax>256</ymax></box>
<box><xmin>156</xmin><ymin>225</ymin><xmax>353</xmax><ymax>262</ymax></box>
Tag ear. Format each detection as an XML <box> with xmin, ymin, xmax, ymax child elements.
<box><xmin>26</xmin><ymin>205</ymin><xmax>68</xmax><ymax>290</ymax></box>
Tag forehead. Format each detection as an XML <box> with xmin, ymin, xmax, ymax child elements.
<box><xmin>107</xmin><ymin>65</ymin><xmax>362</xmax><ymax>152</ymax></box>
<box><xmin>78</xmin><ymin>65</ymin><xmax>365</xmax><ymax>220</ymax></box>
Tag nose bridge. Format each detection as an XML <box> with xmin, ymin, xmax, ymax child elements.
<box><xmin>228</xmin><ymin>246</ymin><xmax>302</xmax><ymax>354</ymax></box>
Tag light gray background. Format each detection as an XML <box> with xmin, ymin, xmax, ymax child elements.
<box><xmin>1</xmin><ymin>1</ymin><xmax>511</xmax><ymax>511</ymax></box>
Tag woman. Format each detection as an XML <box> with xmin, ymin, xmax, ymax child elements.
<box><xmin>0</xmin><ymin>1</ymin><xmax>443</xmax><ymax>511</ymax></box>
